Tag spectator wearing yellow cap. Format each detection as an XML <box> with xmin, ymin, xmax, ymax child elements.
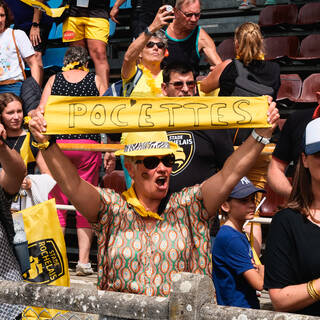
<box><xmin>28</xmin><ymin>99</ymin><xmax>279</xmax><ymax>297</ymax></box>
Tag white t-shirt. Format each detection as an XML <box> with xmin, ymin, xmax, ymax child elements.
<box><xmin>0</xmin><ymin>28</ymin><xmax>35</xmax><ymax>81</ymax></box>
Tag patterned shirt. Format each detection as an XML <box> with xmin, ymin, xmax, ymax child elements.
<box><xmin>92</xmin><ymin>185</ymin><xmax>211</xmax><ymax>297</ymax></box>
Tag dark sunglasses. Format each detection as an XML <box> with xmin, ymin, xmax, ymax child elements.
<box><xmin>168</xmin><ymin>80</ymin><xmax>196</xmax><ymax>89</ymax></box>
<box><xmin>178</xmin><ymin>9</ymin><xmax>201</xmax><ymax>18</ymax></box>
<box><xmin>146</xmin><ymin>41</ymin><xmax>166</xmax><ymax>49</ymax></box>
<box><xmin>135</xmin><ymin>154</ymin><xmax>175</xmax><ymax>169</ymax></box>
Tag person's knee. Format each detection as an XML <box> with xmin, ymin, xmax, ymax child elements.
<box><xmin>89</xmin><ymin>45</ymin><xmax>108</xmax><ymax>63</ymax></box>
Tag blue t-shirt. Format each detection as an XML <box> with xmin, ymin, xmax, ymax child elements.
<box><xmin>212</xmin><ymin>225</ymin><xmax>260</xmax><ymax>309</ymax></box>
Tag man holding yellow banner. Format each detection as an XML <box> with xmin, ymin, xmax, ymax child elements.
<box><xmin>29</xmin><ymin>98</ymin><xmax>279</xmax><ymax>300</ymax></box>
<box><xmin>0</xmin><ymin>123</ymin><xmax>26</xmax><ymax>319</ymax></box>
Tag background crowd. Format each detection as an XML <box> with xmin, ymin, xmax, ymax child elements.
<box><xmin>0</xmin><ymin>0</ymin><xmax>319</xmax><ymax>319</ymax></box>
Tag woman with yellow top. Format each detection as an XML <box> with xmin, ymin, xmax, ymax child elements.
<box><xmin>121</xmin><ymin>5</ymin><xmax>174</xmax><ymax>97</ymax></box>
<box><xmin>200</xmin><ymin>22</ymin><xmax>280</xmax><ymax>257</ymax></box>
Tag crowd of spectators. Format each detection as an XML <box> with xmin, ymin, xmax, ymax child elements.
<box><xmin>0</xmin><ymin>0</ymin><xmax>319</xmax><ymax>319</ymax></box>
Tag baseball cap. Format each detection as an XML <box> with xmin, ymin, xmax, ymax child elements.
<box><xmin>229</xmin><ymin>177</ymin><xmax>265</xmax><ymax>199</ymax></box>
<box><xmin>304</xmin><ymin>117</ymin><xmax>320</xmax><ymax>155</ymax></box>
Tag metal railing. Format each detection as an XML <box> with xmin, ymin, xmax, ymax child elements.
<box><xmin>1</xmin><ymin>273</ymin><xmax>319</xmax><ymax>320</ymax></box>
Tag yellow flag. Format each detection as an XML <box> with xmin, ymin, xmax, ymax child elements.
<box><xmin>44</xmin><ymin>95</ymin><xmax>270</xmax><ymax>134</ymax></box>
<box><xmin>20</xmin><ymin>132</ymin><xmax>36</xmax><ymax>167</ymax></box>
<box><xmin>20</xmin><ymin>199</ymin><xmax>69</xmax><ymax>319</ymax></box>
<box><xmin>19</xmin><ymin>0</ymin><xmax>69</xmax><ymax>18</ymax></box>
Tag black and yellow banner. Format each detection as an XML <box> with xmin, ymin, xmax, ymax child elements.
<box><xmin>44</xmin><ymin>95</ymin><xmax>270</xmax><ymax>134</ymax></box>
<box><xmin>20</xmin><ymin>0</ymin><xmax>69</xmax><ymax>18</ymax></box>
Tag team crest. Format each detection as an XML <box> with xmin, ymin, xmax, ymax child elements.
<box><xmin>23</xmin><ymin>238</ymin><xmax>65</xmax><ymax>284</ymax></box>
<box><xmin>167</xmin><ymin>132</ymin><xmax>195</xmax><ymax>176</ymax></box>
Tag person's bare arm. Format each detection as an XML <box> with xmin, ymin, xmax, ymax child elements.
<box><xmin>243</xmin><ymin>264</ymin><xmax>264</xmax><ymax>291</ymax></box>
<box><xmin>201</xmin><ymin>98</ymin><xmax>279</xmax><ymax>217</ymax></box>
<box><xmin>198</xmin><ymin>28</ymin><xmax>222</xmax><ymax>67</ymax></box>
<box><xmin>199</xmin><ymin>59</ymin><xmax>231</xmax><ymax>93</ymax></box>
<box><xmin>267</xmin><ymin>157</ymin><xmax>292</xmax><ymax>198</ymax></box>
<box><xmin>269</xmin><ymin>279</ymin><xmax>320</xmax><ymax>312</ymax></box>
<box><xmin>109</xmin><ymin>0</ymin><xmax>127</xmax><ymax>24</ymax></box>
<box><xmin>28</xmin><ymin>74</ymin><xmax>55</xmax><ymax>118</ymax></box>
<box><xmin>28</xmin><ymin>112</ymin><xmax>101</xmax><ymax>222</ymax></box>
<box><xmin>95</xmin><ymin>74</ymin><xmax>108</xmax><ymax>96</ymax></box>
<box><xmin>29</xmin><ymin>2</ymin><xmax>43</xmax><ymax>47</ymax></box>
<box><xmin>121</xmin><ymin>5</ymin><xmax>173</xmax><ymax>79</ymax></box>
<box><xmin>24</xmin><ymin>54</ymin><xmax>42</xmax><ymax>85</ymax></box>
<box><xmin>0</xmin><ymin>125</ymin><xmax>26</xmax><ymax>194</ymax></box>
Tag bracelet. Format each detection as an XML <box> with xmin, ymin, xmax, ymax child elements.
<box><xmin>24</xmin><ymin>116</ymin><xmax>31</xmax><ymax>125</ymax></box>
<box><xmin>251</xmin><ymin>129</ymin><xmax>270</xmax><ymax>145</ymax></box>
<box><xmin>307</xmin><ymin>280</ymin><xmax>320</xmax><ymax>300</ymax></box>
<box><xmin>31</xmin><ymin>135</ymin><xmax>56</xmax><ymax>150</ymax></box>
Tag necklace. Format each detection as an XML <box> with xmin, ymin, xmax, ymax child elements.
<box><xmin>11</xmin><ymin>133</ymin><xmax>24</xmax><ymax>150</ymax></box>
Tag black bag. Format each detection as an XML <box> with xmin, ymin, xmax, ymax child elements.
<box><xmin>231</xmin><ymin>60</ymin><xmax>274</xmax><ymax>145</ymax></box>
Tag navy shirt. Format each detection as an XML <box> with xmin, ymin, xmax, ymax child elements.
<box><xmin>212</xmin><ymin>225</ymin><xmax>260</xmax><ymax>309</ymax></box>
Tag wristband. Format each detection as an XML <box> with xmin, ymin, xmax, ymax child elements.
<box><xmin>251</xmin><ymin>129</ymin><xmax>270</xmax><ymax>145</ymax></box>
<box><xmin>144</xmin><ymin>26</ymin><xmax>153</xmax><ymax>37</ymax></box>
<box><xmin>32</xmin><ymin>135</ymin><xmax>56</xmax><ymax>150</ymax></box>
<box><xmin>31</xmin><ymin>22</ymin><xmax>40</xmax><ymax>27</ymax></box>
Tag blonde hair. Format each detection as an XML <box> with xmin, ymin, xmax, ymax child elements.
<box><xmin>234</xmin><ymin>22</ymin><xmax>264</xmax><ymax>66</ymax></box>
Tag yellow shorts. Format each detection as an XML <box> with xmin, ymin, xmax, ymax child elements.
<box><xmin>62</xmin><ymin>16</ymin><xmax>109</xmax><ymax>43</ymax></box>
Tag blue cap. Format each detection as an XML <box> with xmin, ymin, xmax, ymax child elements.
<box><xmin>229</xmin><ymin>177</ymin><xmax>265</xmax><ymax>199</ymax></box>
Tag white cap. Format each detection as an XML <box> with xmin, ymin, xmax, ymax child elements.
<box><xmin>304</xmin><ymin>117</ymin><xmax>320</xmax><ymax>155</ymax></box>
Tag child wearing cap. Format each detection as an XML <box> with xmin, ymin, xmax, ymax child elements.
<box><xmin>212</xmin><ymin>176</ymin><xmax>265</xmax><ymax>309</ymax></box>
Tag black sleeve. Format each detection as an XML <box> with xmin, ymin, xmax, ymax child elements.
<box><xmin>272</xmin><ymin>114</ymin><xmax>294</xmax><ymax>163</ymax></box>
<box><xmin>264</xmin><ymin>209</ymin><xmax>297</xmax><ymax>290</ymax></box>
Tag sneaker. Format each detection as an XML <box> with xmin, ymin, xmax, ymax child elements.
<box><xmin>238</xmin><ymin>0</ymin><xmax>256</xmax><ymax>10</ymax></box>
<box><xmin>76</xmin><ymin>262</ymin><xmax>93</xmax><ymax>276</ymax></box>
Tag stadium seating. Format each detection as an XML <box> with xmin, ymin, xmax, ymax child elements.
<box><xmin>297</xmin><ymin>2</ymin><xmax>320</xmax><ymax>25</ymax></box>
<box><xmin>276</xmin><ymin>74</ymin><xmax>302</xmax><ymax>108</ymax></box>
<box><xmin>102</xmin><ymin>170</ymin><xmax>126</xmax><ymax>193</ymax></box>
<box><xmin>216</xmin><ymin>38</ymin><xmax>235</xmax><ymax>61</ymax></box>
<box><xmin>292</xmin><ymin>34</ymin><xmax>320</xmax><ymax>60</ymax></box>
<box><xmin>259</xmin><ymin>4</ymin><xmax>298</xmax><ymax>28</ymax></box>
<box><xmin>296</xmin><ymin>73</ymin><xmax>320</xmax><ymax>103</ymax></box>
<box><xmin>264</xmin><ymin>36</ymin><xmax>299</xmax><ymax>61</ymax></box>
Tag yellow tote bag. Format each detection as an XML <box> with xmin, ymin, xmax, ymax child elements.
<box><xmin>19</xmin><ymin>199</ymin><xmax>70</xmax><ymax>319</ymax></box>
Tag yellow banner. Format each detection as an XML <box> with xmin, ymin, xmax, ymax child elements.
<box><xmin>44</xmin><ymin>95</ymin><xmax>270</xmax><ymax>134</ymax></box>
<box><xmin>20</xmin><ymin>0</ymin><xmax>69</xmax><ymax>18</ymax></box>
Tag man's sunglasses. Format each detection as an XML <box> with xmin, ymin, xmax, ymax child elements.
<box><xmin>177</xmin><ymin>9</ymin><xmax>201</xmax><ymax>18</ymax></box>
<box><xmin>135</xmin><ymin>154</ymin><xmax>175</xmax><ymax>169</ymax></box>
<box><xmin>167</xmin><ymin>80</ymin><xmax>196</xmax><ymax>89</ymax></box>
<box><xmin>146</xmin><ymin>41</ymin><xmax>166</xmax><ymax>49</ymax></box>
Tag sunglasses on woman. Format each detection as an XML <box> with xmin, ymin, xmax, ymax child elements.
<box><xmin>135</xmin><ymin>154</ymin><xmax>175</xmax><ymax>169</ymax></box>
<box><xmin>146</xmin><ymin>41</ymin><xmax>166</xmax><ymax>49</ymax></box>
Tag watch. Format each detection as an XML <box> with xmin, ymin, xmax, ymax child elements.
<box><xmin>251</xmin><ymin>129</ymin><xmax>270</xmax><ymax>145</ymax></box>
<box><xmin>31</xmin><ymin>22</ymin><xmax>40</xmax><ymax>27</ymax></box>
<box><xmin>144</xmin><ymin>26</ymin><xmax>153</xmax><ymax>37</ymax></box>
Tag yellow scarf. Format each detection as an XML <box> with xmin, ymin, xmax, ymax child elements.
<box><xmin>20</xmin><ymin>132</ymin><xmax>35</xmax><ymax>167</ymax></box>
<box><xmin>122</xmin><ymin>185</ymin><xmax>163</xmax><ymax>220</ymax></box>
<box><xmin>137</xmin><ymin>64</ymin><xmax>162</xmax><ymax>96</ymax></box>
<box><xmin>62</xmin><ymin>61</ymin><xmax>89</xmax><ymax>72</ymax></box>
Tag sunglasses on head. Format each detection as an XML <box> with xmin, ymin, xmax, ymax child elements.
<box><xmin>168</xmin><ymin>80</ymin><xmax>196</xmax><ymax>90</ymax></box>
<box><xmin>146</xmin><ymin>41</ymin><xmax>166</xmax><ymax>49</ymax></box>
<box><xmin>178</xmin><ymin>9</ymin><xmax>201</xmax><ymax>18</ymax></box>
<box><xmin>135</xmin><ymin>154</ymin><xmax>175</xmax><ymax>169</ymax></box>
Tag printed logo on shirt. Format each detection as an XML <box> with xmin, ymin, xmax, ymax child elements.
<box><xmin>63</xmin><ymin>30</ymin><xmax>76</xmax><ymax>40</ymax></box>
<box><xmin>167</xmin><ymin>131</ymin><xmax>195</xmax><ymax>176</ymax></box>
<box><xmin>23</xmin><ymin>238</ymin><xmax>65</xmax><ymax>284</ymax></box>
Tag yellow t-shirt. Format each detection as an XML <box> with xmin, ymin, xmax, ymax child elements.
<box><xmin>122</xmin><ymin>66</ymin><xmax>163</xmax><ymax>97</ymax></box>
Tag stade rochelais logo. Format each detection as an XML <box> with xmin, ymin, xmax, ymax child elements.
<box><xmin>23</xmin><ymin>238</ymin><xmax>65</xmax><ymax>284</ymax></box>
<box><xmin>167</xmin><ymin>132</ymin><xmax>194</xmax><ymax>176</ymax></box>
